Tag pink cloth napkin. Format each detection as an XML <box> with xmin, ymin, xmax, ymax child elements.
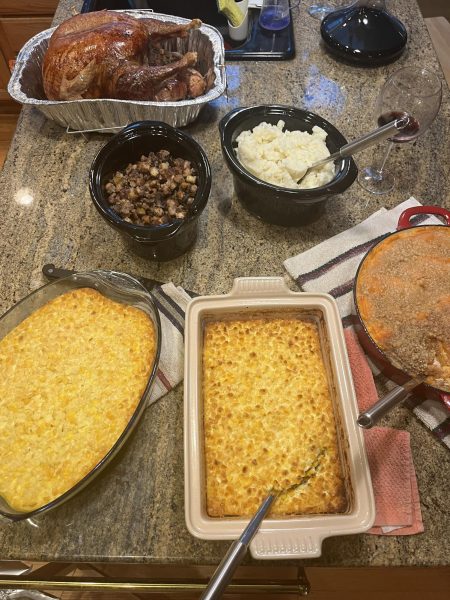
<box><xmin>345</xmin><ymin>328</ymin><xmax>424</xmax><ymax>535</ymax></box>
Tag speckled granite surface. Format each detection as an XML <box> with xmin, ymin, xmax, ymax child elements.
<box><xmin>0</xmin><ymin>0</ymin><xmax>449</xmax><ymax>567</ymax></box>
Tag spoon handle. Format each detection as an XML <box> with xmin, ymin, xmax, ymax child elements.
<box><xmin>336</xmin><ymin>117</ymin><xmax>407</xmax><ymax>158</ymax></box>
<box><xmin>199</xmin><ymin>493</ymin><xmax>276</xmax><ymax>600</ymax></box>
<box><xmin>310</xmin><ymin>117</ymin><xmax>408</xmax><ymax>171</ymax></box>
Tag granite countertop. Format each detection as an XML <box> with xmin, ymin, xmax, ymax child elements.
<box><xmin>0</xmin><ymin>0</ymin><xmax>449</xmax><ymax>568</ymax></box>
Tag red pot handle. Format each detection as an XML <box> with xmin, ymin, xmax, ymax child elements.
<box><xmin>397</xmin><ymin>205</ymin><xmax>450</xmax><ymax>230</ymax></box>
<box><xmin>440</xmin><ymin>393</ymin><xmax>450</xmax><ymax>411</ymax></box>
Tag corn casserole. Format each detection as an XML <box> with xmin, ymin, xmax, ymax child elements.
<box><xmin>0</xmin><ymin>287</ymin><xmax>156</xmax><ymax>512</ymax></box>
<box><xmin>202</xmin><ymin>316</ymin><xmax>347</xmax><ymax>517</ymax></box>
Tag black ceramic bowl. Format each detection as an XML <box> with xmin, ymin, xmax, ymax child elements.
<box><xmin>90</xmin><ymin>121</ymin><xmax>211</xmax><ymax>261</ymax></box>
<box><xmin>219</xmin><ymin>105</ymin><xmax>358</xmax><ymax>226</ymax></box>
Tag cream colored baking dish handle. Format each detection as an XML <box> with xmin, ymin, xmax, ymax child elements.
<box><xmin>250</xmin><ymin>529</ymin><xmax>324</xmax><ymax>558</ymax></box>
<box><xmin>229</xmin><ymin>277</ymin><xmax>295</xmax><ymax>298</ymax></box>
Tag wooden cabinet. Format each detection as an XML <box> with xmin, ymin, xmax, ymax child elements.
<box><xmin>1</xmin><ymin>562</ymin><xmax>449</xmax><ymax>599</ymax></box>
<box><xmin>0</xmin><ymin>0</ymin><xmax>58</xmax><ymax>102</ymax></box>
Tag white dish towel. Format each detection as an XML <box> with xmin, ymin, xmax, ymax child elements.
<box><xmin>145</xmin><ymin>283</ymin><xmax>192</xmax><ymax>407</ymax></box>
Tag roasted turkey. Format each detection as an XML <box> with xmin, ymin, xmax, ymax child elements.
<box><xmin>42</xmin><ymin>11</ymin><xmax>207</xmax><ymax>101</ymax></box>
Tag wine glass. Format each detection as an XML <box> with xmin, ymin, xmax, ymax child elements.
<box><xmin>358</xmin><ymin>66</ymin><xmax>442</xmax><ymax>195</ymax></box>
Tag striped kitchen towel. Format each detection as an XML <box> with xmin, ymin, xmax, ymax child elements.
<box><xmin>145</xmin><ymin>282</ymin><xmax>195</xmax><ymax>407</ymax></box>
<box><xmin>283</xmin><ymin>197</ymin><xmax>450</xmax><ymax>449</ymax></box>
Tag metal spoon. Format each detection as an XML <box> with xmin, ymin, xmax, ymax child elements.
<box><xmin>199</xmin><ymin>451</ymin><xmax>324</xmax><ymax>600</ymax></box>
<box><xmin>296</xmin><ymin>116</ymin><xmax>410</xmax><ymax>185</ymax></box>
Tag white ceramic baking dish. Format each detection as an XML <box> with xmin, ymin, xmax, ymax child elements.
<box><xmin>184</xmin><ymin>277</ymin><xmax>375</xmax><ymax>559</ymax></box>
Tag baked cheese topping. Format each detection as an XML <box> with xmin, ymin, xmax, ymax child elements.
<box><xmin>0</xmin><ymin>288</ymin><xmax>156</xmax><ymax>512</ymax></box>
<box><xmin>203</xmin><ymin>317</ymin><xmax>347</xmax><ymax>517</ymax></box>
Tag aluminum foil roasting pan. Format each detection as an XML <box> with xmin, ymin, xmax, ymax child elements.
<box><xmin>7</xmin><ymin>10</ymin><xmax>226</xmax><ymax>132</ymax></box>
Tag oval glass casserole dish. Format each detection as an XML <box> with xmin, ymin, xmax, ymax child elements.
<box><xmin>0</xmin><ymin>270</ymin><xmax>161</xmax><ymax>521</ymax></box>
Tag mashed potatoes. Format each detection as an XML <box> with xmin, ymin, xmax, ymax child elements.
<box><xmin>235</xmin><ymin>120</ymin><xmax>335</xmax><ymax>189</ymax></box>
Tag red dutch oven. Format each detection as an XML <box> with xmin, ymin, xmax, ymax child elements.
<box><xmin>353</xmin><ymin>205</ymin><xmax>450</xmax><ymax>427</ymax></box>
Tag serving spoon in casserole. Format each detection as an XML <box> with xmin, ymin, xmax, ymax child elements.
<box><xmin>199</xmin><ymin>450</ymin><xmax>324</xmax><ymax>600</ymax></box>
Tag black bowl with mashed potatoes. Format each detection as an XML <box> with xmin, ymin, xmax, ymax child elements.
<box><xmin>219</xmin><ymin>105</ymin><xmax>357</xmax><ymax>226</ymax></box>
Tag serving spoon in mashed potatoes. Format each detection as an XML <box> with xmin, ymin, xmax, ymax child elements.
<box><xmin>295</xmin><ymin>116</ymin><xmax>409</xmax><ymax>185</ymax></box>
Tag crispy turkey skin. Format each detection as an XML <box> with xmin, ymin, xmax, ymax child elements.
<box><xmin>42</xmin><ymin>11</ymin><xmax>205</xmax><ymax>101</ymax></box>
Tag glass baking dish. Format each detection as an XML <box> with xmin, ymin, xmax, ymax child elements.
<box><xmin>184</xmin><ymin>277</ymin><xmax>374</xmax><ymax>559</ymax></box>
<box><xmin>0</xmin><ymin>270</ymin><xmax>161</xmax><ymax>522</ymax></box>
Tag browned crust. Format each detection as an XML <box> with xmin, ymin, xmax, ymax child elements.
<box><xmin>356</xmin><ymin>226</ymin><xmax>450</xmax><ymax>390</ymax></box>
<box><xmin>0</xmin><ymin>288</ymin><xmax>156</xmax><ymax>512</ymax></box>
<box><xmin>202</xmin><ymin>317</ymin><xmax>348</xmax><ymax>517</ymax></box>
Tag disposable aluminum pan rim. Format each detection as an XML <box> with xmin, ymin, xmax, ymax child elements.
<box><xmin>7</xmin><ymin>10</ymin><xmax>226</xmax><ymax>132</ymax></box>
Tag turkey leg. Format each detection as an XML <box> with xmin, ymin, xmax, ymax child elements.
<box><xmin>110</xmin><ymin>51</ymin><xmax>198</xmax><ymax>100</ymax></box>
<box><xmin>143</xmin><ymin>18</ymin><xmax>202</xmax><ymax>44</ymax></box>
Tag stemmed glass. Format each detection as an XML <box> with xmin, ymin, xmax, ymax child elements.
<box><xmin>358</xmin><ymin>66</ymin><xmax>442</xmax><ymax>195</ymax></box>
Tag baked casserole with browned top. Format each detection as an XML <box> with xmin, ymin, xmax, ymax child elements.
<box><xmin>0</xmin><ymin>288</ymin><xmax>156</xmax><ymax>512</ymax></box>
<box><xmin>356</xmin><ymin>226</ymin><xmax>450</xmax><ymax>391</ymax></box>
<box><xmin>202</xmin><ymin>316</ymin><xmax>347</xmax><ymax>517</ymax></box>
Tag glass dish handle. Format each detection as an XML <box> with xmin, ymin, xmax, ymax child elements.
<box><xmin>86</xmin><ymin>269</ymin><xmax>147</xmax><ymax>296</ymax></box>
